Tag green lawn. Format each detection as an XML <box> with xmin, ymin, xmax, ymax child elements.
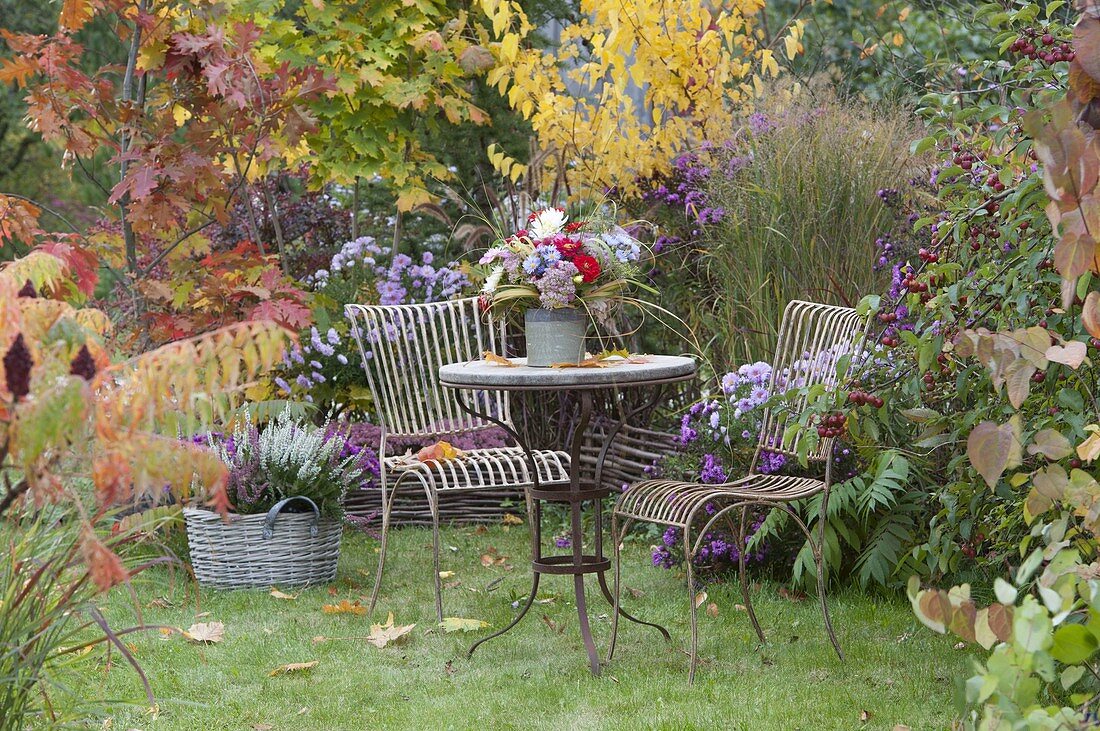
<box><xmin>69</xmin><ymin>524</ymin><xmax>971</xmax><ymax>730</ymax></box>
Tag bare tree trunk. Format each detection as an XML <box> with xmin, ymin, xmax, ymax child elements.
<box><xmin>261</xmin><ymin>178</ymin><xmax>287</xmax><ymax>273</ymax></box>
<box><xmin>242</xmin><ymin>191</ymin><xmax>265</xmax><ymax>256</ymax></box>
<box><xmin>351</xmin><ymin>176</ymin><xmax>360</xmax><ymax>240</ymax></box>
<box><xmin>119</xmin><ymin>0</ymin><xmax>150</xmax><ymax>279</ymax></box>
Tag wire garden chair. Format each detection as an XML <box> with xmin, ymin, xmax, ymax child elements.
<box><xmin>345</xmin><ymin>297</ymin><xmax>571</xmax><ymax>622</ymax></box>
<box><xmin>607</xmin><ymin>300</ymin><xmax>869</xmax><ymax>683</ymax></box>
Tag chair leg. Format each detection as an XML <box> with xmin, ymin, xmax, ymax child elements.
<box><xmin>368</xmin><ymin>480</ymin><xmax>399</xmax><ymax>616</ymax></box>
<box><xmin>427</xmin><ymin>488</ymin><xmax>444</xmax><ymax>624</ymax></box>
<box><xmin>738</xmin><ymin>507</ymin><xmax>765</xmax><ymax>644</ymax></box>
<box><xmin>684</xmin><ymin>527</ymin><xmax>699</xmax><ymax>685</ymax></box>
<box><xmin>815</xmin><ymin>493</ymin><xmax>844</xmax><ymax>661</ymax></box>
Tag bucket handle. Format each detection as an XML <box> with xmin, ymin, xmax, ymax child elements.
<box><xmin>262</xmin><ymin>496</ymin><xmax>320</xmax><ymax>539</ymax></box>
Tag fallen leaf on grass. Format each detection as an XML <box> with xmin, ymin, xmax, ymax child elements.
<box><xmin>892</xmin><ymin>725</ymin><xmax>912</xmax><ymax>731</ymax></box>
<box><xmin>734</xmin><ymin>604</ymin><xmax>747</xmax><ymax>612</ymax></box>
<box><xmin>270</xmin><ymin>588</ymin><xmax>298</xmax><ymax>600</ymax></box>
<box><xmin>694</xmin><ymin>591</ymin><xmax>708</xmax><ymax>609</ymax></box>
<box><xmin>706</xmin><ymin>602</ymin><xmax>719</xmax><ymax>618</ymax></box>
<box><xmin>501</xmin><ymin>513</ymin><xmax>523</xmax><ymax>526</ymax></box>
<box><xmin>438</xmin><ymin>570</ymin><xmax>456</xmax><ymax>579</ymax></box>
<box><xmin>778</xmin><ymin>587</ymin><xmax>806</xmax><ymax>602</ymax></box>
<box><xmin>443</xmin><ymin>580</ymin><xmax>462</xmax><ymax>590</ymax></box>
<box><xmin>482</xmin><ymin>351</ymin><xmax>515</xmax><ymax>367</ymax></box>
<box><xmin>268</xmin><ymin>660</ymin><xmax>318</xmax><ymax>677</ymax></box>
<box><xmin>322</xmin><ymin>599</ymin><xmax>366</xmax><ymax>615</ymax></box>
<box><xmin>444</xmin><ymin>660</ymin><xmax>455</xmax><ymax>676</ymax></box>
<box><xmin>472</xmin><ymin>525</ymin><xmax>488</xmax><ymax>536</ymax></box>
<box><xmin>183</xmin><ymin>622</ymin><xmax>224</xmax><ymax>644</ymax></box>
<box><xmin>327</xmin><ymin>586</ymin><xmax>338</xmax><ymax>596</ymax></box>
<box><xmin>859</xmin><ymin>709</ymin><xmax>872</xmax><ymax>723</ymax></box>
<box><xmin>480</xmin><ymin>546</ymin><xmax>510</xmax><ymax>568</ymax></box>
<box><xmin>252</xmin><ymin>724</ymin><xmax>274</xmax><ymax>731</ymax></box>
<box><xmin>542</xmin><ymin>614</ymin><xmax>565</xmax><ymax>634</ymax></box>
<box><xmin>147</xmin><ymin>597</ymin><xmax>171</xmax><ymax>609</ymax></box>
<box><xmin>367</xmin><ymin>613</ymin><xmax>415</xmax><ymax>649</ymax></box>
<box><xmin>626</xmin><ymin>586</ymin><xmax>644</xmax><ymax>599</ymax></box>
<box><xmin>440</xmin><ymin>617</ymin><xmax>490</xmax><ymax>633</ymax></box>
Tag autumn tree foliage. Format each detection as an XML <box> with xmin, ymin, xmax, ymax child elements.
<box><xmin>0</xmin><ymin>196</ymin><xmax>291</xmax><ymax>567</ymax></box>
<box><xmin>0</xmin><ymin>0</ymin><xmax>327</xmax><ymax>326</ymax></box>
<box><xmin>479</xmin><ymin>0</ymin><xmax>802</xmax><ymax>197</ymax></box>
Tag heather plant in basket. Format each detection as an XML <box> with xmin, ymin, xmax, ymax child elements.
<box><xmin>207</xmin><ymin>409</ymin><xmax>364</xmax><ymax>521</ymax></box>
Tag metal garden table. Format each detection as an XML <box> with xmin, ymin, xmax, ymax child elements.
<box><xmin>438</xmin><ymin>354</ymin><xmax>697</xmax><ymax>675</ymax></box>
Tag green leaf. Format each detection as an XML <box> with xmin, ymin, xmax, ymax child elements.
<box><xmin>439</xmin><ymin>617</ymin><xmax>490</xmax><ymax>633</ymax></box>
<box><xmin>1050</xmin><ymin>624</ymin><xmax>1097</xmax><ymax>664</ymax></box>
<box><xmin>994</xmin><ymin>578</ymin><xmax>1018</xmax><ymax>605</ymax></box>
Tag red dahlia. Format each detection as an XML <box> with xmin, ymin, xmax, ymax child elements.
<box><xmin>564</xmin><ymin>221</ymin><xmax>586</xmax><ymax>233</ymax></box>
<box><xmin>573</xmin><ymin>254</ymin><xmax>601</xmax><ymax>283</ymax></box>
<box><xmin>553</xmin><ymin>236</ymin><xmax>584</xmax><ymax>258</ymax></box>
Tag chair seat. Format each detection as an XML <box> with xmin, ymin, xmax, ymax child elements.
<box><xmin>614</xmin><ymin>473</ymin><xmax>826</xmax><ymax>527</ymax></box>
<box><xmin>384</xmin><ymin>446</ymin><xmax>571</xmax><ymax>491</ymax></box>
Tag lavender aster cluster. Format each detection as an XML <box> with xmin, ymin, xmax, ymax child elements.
<box><xmin>535</xmin><ymin>261</ymin><xmax>580</xmax><ymax>308</ymax></box>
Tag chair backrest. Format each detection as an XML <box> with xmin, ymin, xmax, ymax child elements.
<box><xmin>344</xmin><ymin>297</ymin><xmax>511</xmax><ymax>440</ymax></box>
<box><xmin>753</xmin><ymin>300</ymin><xmax>868</xmax><ymax>467</ymax></box>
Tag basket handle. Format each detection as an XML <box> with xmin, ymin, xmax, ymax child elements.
<box><xmin>262</xmin><ymin>496</ymin><xmax>320</xmax><ymax>539</ymax></box>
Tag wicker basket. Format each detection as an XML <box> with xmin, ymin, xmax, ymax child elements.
<box><xmin>184</xmin><ymin>496</ymin><xmax>343</xmax><ymax>589</ymax></box>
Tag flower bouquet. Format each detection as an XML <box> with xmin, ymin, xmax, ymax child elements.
<box><xmin>475</xmin><ymin>207</ymin><xmax>648</xmax><ymax>366</ymax></box>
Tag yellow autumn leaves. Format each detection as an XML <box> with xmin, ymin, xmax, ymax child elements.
<box><xmin>479</xmin><ymin>0</ymin><xmax>804</xmax><ymax>199</ymax></box>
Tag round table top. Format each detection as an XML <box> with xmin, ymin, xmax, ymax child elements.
<box><xmin>438</xmin><ymin>354</ymin><xmax>697</xmax><ymax>391</ymax></box>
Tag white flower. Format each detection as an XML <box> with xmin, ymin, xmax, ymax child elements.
<box><xmin>482</xmin><ymin>265</ymin><xmax>504</xmax><ymax>294</ymax></box>
<box><xmin>528</xmin><ymin>208</ymin><xmax>567</xmax><ymax>239</ymax></box>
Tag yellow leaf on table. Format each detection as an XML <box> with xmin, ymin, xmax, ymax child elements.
<box><xmin>439</xmin><ymin>617</ymin><xmax>490</xmax><ymax>633</ymax></box>
<box><xmin>268</xmin><ymin>660</ymin><xmax>319</xmax><ymax>677</ymax></box>
<box><xmin>482</xmin><ymin>351</ymin><xmax>516</xmax><ymax>366</ymax></box>
<box><xmin>322</xmin><ymin>599</ymin><xmax>366</xmax><ymax>615</ymax></box>
<box><xmin>550</xmin><ymin>358</ymin><xmax>607</xmax><ymax>369</ymax></box>
<box><xmin>270</xmin><ymin>588</ymin><xmax>298</xmax><ymax>600</ymax></box>
<box><xmin>183</xmin><ymin>621</ymin><xmax>224</xmax><ymax>644</ymax></box>
<box><xmin>366</xmin><ymin>613</ymin><xmax>416</xmax><ymax>649</ymax></box>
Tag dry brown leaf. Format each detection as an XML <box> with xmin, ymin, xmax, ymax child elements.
<box><xmin>501</xmin><ymin>513</ymin><xmax>524</xmax><ymax>526</ymax></box>
<box><xmin>322</xmin><ymin>599</ymin><xmax>366</xmax><ymax>615</ymax></box>
<box><xmin>268</xmin><ymin>660</ymin><xmax>318</xmax><ymax>677</ymax></box>
<box><xmin>270</xmin><ymin>588</ymin><xmax>297</xmax><ymax>600</ymax></box>
<box><xmin>366</xmin><ymin>613</ymin><xmax>416</xmax><ymax>649</ymax></box>
<box><xmin>147</xmin><ymin>597</ymin><xmax>171</xmax><ymax>609</ymax></box>
<box><xmin>706</xmin><ymin>602</ymin><xmax>719</xmax><ymax>618</ymax></box>
<box><xmin>252</xmin><ymin>724</ymin><xmax>274</xmax><ymax>731</ymax></box>
<box><xmin>778</xmin><ymin>587</ymin><xmax>807</xmax><ymax>602</ymax></box>
<box><xmin>541</xmin><ymin>614</ymin><xmax>565</xmax><ymax>634</ymax></box>
<box><xmin>443</xmin><ymin>580</ymin><xmax>462</xmax><ymax>590</ymax></box>
<box><xmin>327</xmin><ymin>586</ymin><xmax>338</xmax><ymax>596</ymax></box>
<box><xmin>626</xmin><ymin>586</ymin><xmax>644</xmax><ymax>599</ymax></box>
<box><xmin>734</xmin><ymin>604</ymin><xmax>747</xmax><ymax>612</ymax></box>
<box><xmin>859</xmin><ymin>710</ymin><xmax>872</xmax><ymax>723</ymax></box>
<box><xmin>694</xmin><ymin>591</ymin><xmax>708</xmax><ymax>609</ymax></box>
<box><xmin>183</xmin><ymin>621</ymin><xmax>224</xmax><ymax>644</ymax></box>
<box><xmin>482</xmin><ymin>351</ymin><xmax>516</xmax><ymax>366</ymax></box>
<box><xmin>480</xmin><ymin>546</ymin><xmax>509</xmax><ymax>567</ymax></box>
<box><xmin>550</xmin><ymin>358</ymin><xmax>607</xmax><ymax>369</ymax></box>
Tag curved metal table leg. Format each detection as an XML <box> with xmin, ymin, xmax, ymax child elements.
<box><xmin>469</xmin><ymin>572</ymin><xmax>541</xmax><ymax>658</ymax></box>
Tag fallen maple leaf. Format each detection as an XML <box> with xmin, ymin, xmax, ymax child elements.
<box><xmin>440</xmin><ymin>617</ymin><xmax>490</xmax><ymax>633</ymax></box>
<box><xmin>366</xmin><ymin>613</ymin><xmax>415</xmax><ymax>649</ymax></box>
<box><xmin>183</xmin><ymin>621</ymin><xmax>224</xmax><ymax>644</ymax></box>
<box><xmin>268</xmin><ymin>660</ymin><xmax>319</xmax><ymax>677</ymax></box>
<box><xmin>270</xmin><ymin>588</ymin><xmax>298</xmax><ymax>600</ymax></box>
<box><xmin>550</xmin><ymin>358</ymin><xmax>607</xmax><ymax>369</ymax></box>
<box><xmin>482</xmin><ymin>351</ymin><xmax>516</xmax><ymax>366</ymax></box>
<box><xmin>322</xmin><ymin>599</ymin><xmax>366</xmax><ymax>615</ymax></box>
<box><xmin>501</xmin><ymin>513</ymin><xmax>524</xmax><ymax>526</ymax></box>
<box><xmin>417</xmin><ymin>441</ymin><xmax>463</xmax><ymax>463</ymax></box>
